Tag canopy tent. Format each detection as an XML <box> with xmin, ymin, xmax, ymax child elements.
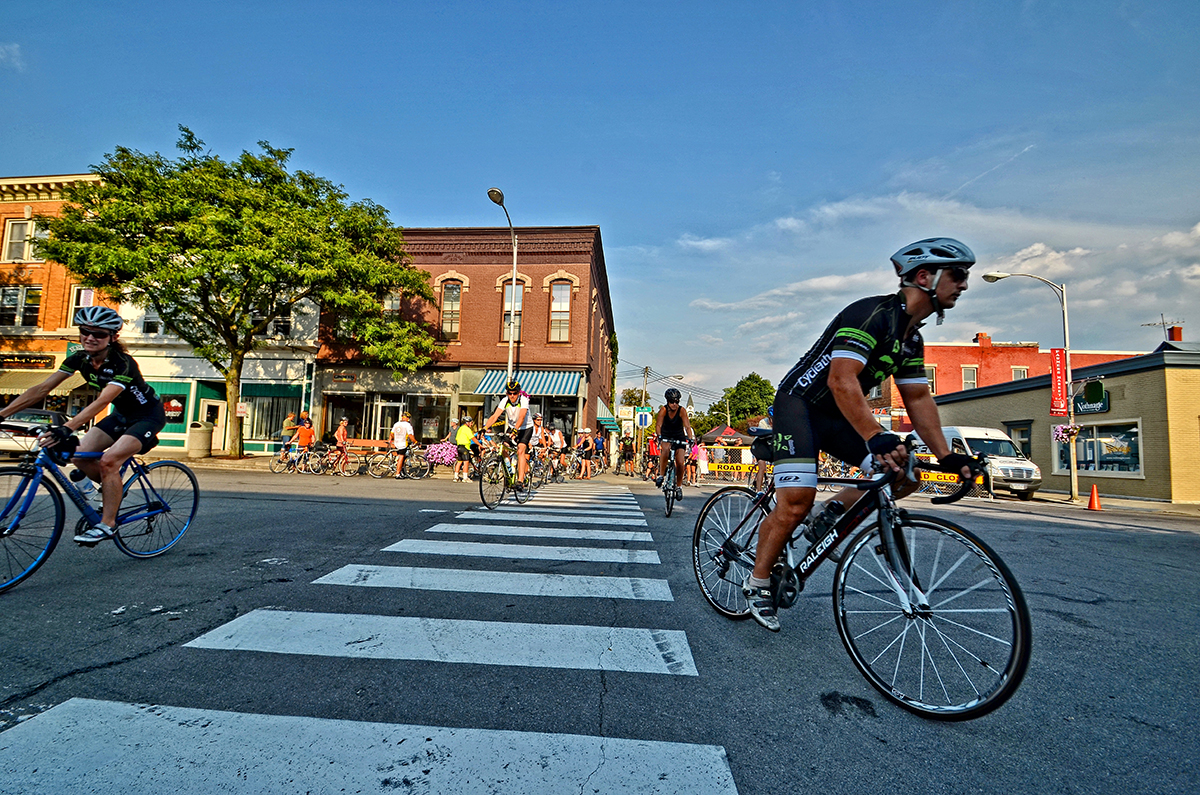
<box><xmin>701</xmin><ymin>424</ymin><xmax>752</xmax><ymax>445</ymax></box>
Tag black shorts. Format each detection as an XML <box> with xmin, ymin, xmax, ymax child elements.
<box><xmin>513</xmin><ymin>427</ymin><xmax>534</xmax><ymax>447</ymax></box>
<box><xmin>620</xmin><ymin>450</ymin><xmax>634</xmax><ymax>461</ymax></box>
<box><xmin>96</xmin><ymin>403</ymin><xmax>167</xmax><ymax>454</ymax></box>
<box><xmin>457</xmin><ymin>444</ymin><xmax>471</xmax><ymax>461</ymax></box>
<box><xmin>770</xmin><ymin>390</ymin><xmax>872</xmax><ymax>489</ymax></box>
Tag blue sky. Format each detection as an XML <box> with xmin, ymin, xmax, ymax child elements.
<box><xmin>3</xmin><ymin>1</ymin><xmax>1199</xmax><ymax>405</ymax></box>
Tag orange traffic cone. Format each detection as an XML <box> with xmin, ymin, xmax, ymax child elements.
<box><xmin>1087</xmin><ymin>484</ymin><xmax>1102</xmax><ymax>511</ymax></box>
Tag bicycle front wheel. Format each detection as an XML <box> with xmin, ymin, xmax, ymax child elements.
<box><xmin>404</xmin><ymin>452</ymin><xmax>432</xmax><ymax>480</ymax></box>
<box><xmin>367</xmin><ymin>452</ymin><xmax>393</xmax><ymax>479</ymax></box>
<box><xmin>113</xmin><ymin>461</ymin><xmax>199</xmax><ymax>559</ymax></box>
<box><xmin>664</xmin><ymin>472</ymin><xmax>675</xmax><ymax>517</ymax></box>
<box><xmin>833</xmin><ymin>513</ymin><xmax>1032</xmax><ymax>721</ymax></box>
<box><xmin>338</xmin><ymin>452</ymin><xmax>363</xmax><ymax>477</ymax></box>
<box><xmin>0</xmin><ymin>470</ymin><xmax>65</xmax><ymax>593</ymax></box>
<box><xmin>479</xmin><ymin>457</ymin><xmax>506</xmax><ymax>509</ymax></box>
<box><xmin>268</xmin><ymin>453</ymin><xmax>289</xmax><ymax>474</ymax></box>
<box><xmin>692</xmin><ymin>486</ymin><xmax>764</xmax><ymax>618</ymax></box>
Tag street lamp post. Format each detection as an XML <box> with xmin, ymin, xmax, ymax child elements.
<box><xmin>488</xmin><ymin>188</ymin><xmax>519</xmax><ymax>381</ymax></box>
<box><xmin>982</xmin><ymin>271</ymin><xmax>1079</xmax><ymax>502</ymax></box>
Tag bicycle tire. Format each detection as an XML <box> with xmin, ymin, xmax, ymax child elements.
<box><xmin>692</xmin><ymin>486</ymin><xmax>764</xmax><ymax>618</ymax></box>
<box><xmin>404</xmin><ymin>452</ymin><xmax>432</xmax><ymax>480</ymax></box>
<box><xmin>664</xmin><ymin>470</ymin><xmax>675</xmax><ymax>517</ymax></box>
<box><xmin>833</xmin><ymin>512</ymin><xmax>1032</xmax><ymax>721</ymax></box>
<box><xmin>0</xmin><ymin>470</ymin><xmax>66</xmax><ymax>593</ymax></box>
<box><xmin>367</xmin><ymin>452</ymin><xmax>393</xmax><ymax>478</ymax></box>
<box><xmin>479</xmin><ymin>457</ymin><xmax>506</xmax><ymax>509</ymax></box>
<box><xmin>113</xmin><ymin>461</ymin><xmax>199</xmax><ymax>559</ymax></box>
<box><xmin>268</xmin><ymin>454</ymin><xmax>290</xmax><ymax>474</ymax></box>
<box><xmin>338</xmin><ymin>451</ymin><xmax>363</xmax><ymax>477</ymax></box>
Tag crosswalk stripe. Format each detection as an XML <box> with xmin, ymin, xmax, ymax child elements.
<box><xmin>383</xmin><ymin>539</ymin><xmax>660</xmax><ymax>564</ymax></box>
<box><xmin>457</xmin><ymin>511</ymin><xmax>647</xmax><ymax>526</ymax></box>
<box><xmin>482</xmin><ymin>505</ymin><xmax>644</xmax><ymax>517</ymax></box>
<box><xmin>424</xmin><ymin>522</ymin><xmax>653</xmax><ymax>542</ymax></box>
<box><xmin>314</xmin><ymin>564</ymin><xmax>673</xmax><ymax>600</ymax></box>
<box><xmin>1</xmin><ymin>698</ymin><xmax>736</xmax><ymax>795</ymax></box>
<box><xmin>184</xmin><ymin>610</ymin><xmax>698</xmax><ymax>675</ymax></box>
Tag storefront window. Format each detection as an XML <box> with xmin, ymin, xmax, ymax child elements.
<box><xmin>1055</xmin><ymin>421</ymin><xmax>1141</xmax><ymax>475</ymax></box>
<box><xmin>408</xmin><ymin>394</ymin><xmax>450</xmax><ymax>442</ymax></box>
<box><xmin>244</xmin><ymin>396</ymin><xmax>302</xmax><ymax>441</ymax></box>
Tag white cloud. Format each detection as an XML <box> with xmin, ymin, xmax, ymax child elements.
<box><xmin>677</xmin><ymin>233</ymin><xmax>732</xmax><ymax>252</ymax></box>
<box><xmin>989</xmin><ymin>242</ymin><xmax>1090</xmax><ymax>279</ymax></box>
<box><xmin>698</xmin><ymin>334</ymin><xmax>724</xmax><ymax>346</ymax></box>
<box><xmin>0</xmin><ymin>44</ymin><xmax>24</xmax><ymax>72</ymax></box>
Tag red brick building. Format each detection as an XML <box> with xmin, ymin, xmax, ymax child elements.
<box><xmin>0</xmin><ymin>174</ymin><xmax>109</xmax><ymax>414</ymax></box>
<box><xmin>314</xmin><ymin>226</ymin><xmax>617</xmax><ymax>442</ymax></box>
<box><xmin>870</xmin><ymin>332</ymin><xmax>1140</xmax><ymax>431</ymax></box>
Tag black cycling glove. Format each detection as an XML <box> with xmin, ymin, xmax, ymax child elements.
<box><xmin>867</xmin><ymin>432</ymin><xmax>903</xmax><ymax>456</ymax></box>
<box><xmin>939</xmin><ymin>452</ymin><xmax>981</xmax><ymax>474</ymax></box>
<box><xmin>46</xmin><ymin>425</ymin><xmax>74</xmax><ymax>443</ymax></box>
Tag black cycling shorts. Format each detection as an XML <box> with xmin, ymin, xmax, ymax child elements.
<box><xmin>457</xmin><ymin>444</ymin><xmax>471</xmax><ymax>461</ymax></box>
<box><xmin>511</xmin><ymin>426</ymin><xmax>534</xmax><ymax>447</ymax></box>
<box><xmin>770</xmin><ymin>390</ymin><xmax>872</xmax><ymax>490</ymax></box>
<box><xmin>95</xmin><ymin>403</ymin><xmax>167</xmax><ymax>455</ymax></box>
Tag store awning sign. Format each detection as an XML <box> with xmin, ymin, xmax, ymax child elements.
<box><xmin>0</xmin><ymin>354</ymin><xmax>55</xmax><ymax>369</ymax></box>
<box><xmin>332</xmin><ymin>373</ymin><xmax>356</xmax><ymax>384</ymax></box>
<box><xmin>1050</xmin><ymin>348</ymin><xmax>1068</xmax><ymax>417</ymax></box>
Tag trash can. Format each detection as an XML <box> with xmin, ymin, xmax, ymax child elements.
<box><xmin>188</xmin><ymin>421</ymin><xmax>214</xmax><ymax>459</ymax></box>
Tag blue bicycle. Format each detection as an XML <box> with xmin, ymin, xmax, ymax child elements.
<box><xmin>0</xmin><ymin>427</ymin><xmax>199</xmax><ymax>593</ymax></box>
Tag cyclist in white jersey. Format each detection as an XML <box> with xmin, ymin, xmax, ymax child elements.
<box><xmin>484</xmin><ymin>379</ymin><xmax>535</xmax><ymax>488</ymax></box>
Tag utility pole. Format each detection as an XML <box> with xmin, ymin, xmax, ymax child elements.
<box><xmin>638</xmin><ymin>367</ymin><xmax>650</xmax><ymax>473</ymax></box>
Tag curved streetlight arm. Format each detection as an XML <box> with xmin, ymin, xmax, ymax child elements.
<box><xmin>487</xmin><ymin>188</ymin><xmax>519</xmax><ymax>380</ymax></box>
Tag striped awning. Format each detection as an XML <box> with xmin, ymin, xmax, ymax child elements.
<box><xmin>472</xmin><ymin>370</ymin><xmax>582</xmax><ymax>397</ymax></box>
<box><xmin>0</xmin><ymin>370</ymin><xmax>87</xmax><ymax>396</ymax></box>
<box><xmin>596</xmin><ymin>400</ymin><xmax>620</xmax><ymax>432</ymax></box>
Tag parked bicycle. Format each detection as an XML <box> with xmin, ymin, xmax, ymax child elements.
<box><xmin>367</xmin><ymin>446</ymin><xmax>431</xmax><ymax>479</ymax></box>
<box><xmin>0</xmin><ymin>427</ymin><xmax>200</xmax><ymax>593</ymax></box>
<box><xmin>479</xmin><ymin>432</ymin><xmax>532</xmax><ymax>508</ymax></box>
<box><xmin>691</xmin><ymin>439</ymin><xmax>1031</xmax><ymax>720</ymax></box>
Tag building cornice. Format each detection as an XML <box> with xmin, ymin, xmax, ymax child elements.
<box><xmin>0</xmin><ymin>174</ymin><xmax>99</xmax><ymax>202</ymax></box>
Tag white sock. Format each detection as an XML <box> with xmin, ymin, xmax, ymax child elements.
<box><xmin>747</xmin><ymin>575</ymin><xmax>771</xmax><ymax>589</ymax></box>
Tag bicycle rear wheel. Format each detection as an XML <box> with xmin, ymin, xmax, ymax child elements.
<box><xmin>833</xmin><ymin>513</ymin><xmax>1031</xmax><ymax>721</ymax></box>
<box><xmin>692</xmin><ymin>486</ymin><xmax>764</xmax><ymax>618</ymax></box>
<box><xmin>113</xmin><ymin>461</ymin><xmax>199</xmax><ymax>559</ymax></box>
<box><xmin>479</xmin><ymin>457</ymin><xmax>506</xmax><ymax>509</ymax></box>
<box><xmin>0</xmin><ymin>470</ymin><xmax>65</xmax><ymax>593</ymax></box>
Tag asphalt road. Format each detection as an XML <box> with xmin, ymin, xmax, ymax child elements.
<box><xmin>1</xmin><ymin>468</ymin><xmax>1197</xmax><ymax>794</ymax></box>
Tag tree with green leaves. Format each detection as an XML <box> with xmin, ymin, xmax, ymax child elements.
<box><xmin>719</xmin><ymin>372</ymin><xmax>775</xmax><ymax>425</ymax></box>
<box><xmin>39</xmin><ymin>127</ymin><xmax>439</xmax><ymax>456</ymax></box>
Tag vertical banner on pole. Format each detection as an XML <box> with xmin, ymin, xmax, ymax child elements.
<box><xmin>1050</xmin><ymin>348</ymin><xmax>1069</xmax><ymax>416</ymax></box>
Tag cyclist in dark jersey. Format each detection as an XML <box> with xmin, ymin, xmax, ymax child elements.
<box><xmin>0</xmin><ymin>306</ymin><xmax>165</xmax><ymax>546</ymax></box>
<box><xmin>743</xmin><ymin>238</ymin><xmax>981</xmax><ymax>632</ymax></box>
<box><xmin>654</xmin><ymin>388</ymin><xmax>695</xmax><ymax>500</ymax></box>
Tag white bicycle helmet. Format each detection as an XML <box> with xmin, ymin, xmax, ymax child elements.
<box><xmin>890</xmin><ymin>238</ymin><xmax>975</xmax><ymax>325</ymax></box>
<box><xmin>74</xmin><ymin>306</ymin><xmax>124</xmax><ymax>331</ymax></box>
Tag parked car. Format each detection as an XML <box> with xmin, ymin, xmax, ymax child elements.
<box><xmin>914</xmin><ymin>426</ymin><xmax>1042</xmax><ymax>500</ymax></box>
<box><xmin>0</xmin><ymin>409</ymin><xmax>73</xmax><ymax>456</ymax></box>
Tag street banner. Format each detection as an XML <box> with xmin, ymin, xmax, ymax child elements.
<box><xmin>1050</xmin><ymin>348</ymin><xmax>1068</xmax><ymax>416</ymax></box>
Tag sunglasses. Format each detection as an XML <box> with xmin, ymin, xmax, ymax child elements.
<box><xmin>667</xmin><ymin>400</ymin><xmax>680</xmax><ymax>405</ymax></box>
<box><xmin>944</xmin><ymin>266</ymin><xmax>970</xmax><ymax>283</ymax></box>
<box><xmin>79</xmin><ymin>328</ymin><xmax>111</xmax><ymax>340</ymax></box>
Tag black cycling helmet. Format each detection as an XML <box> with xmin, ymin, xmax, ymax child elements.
<box><xmin>665</xmin><ymin>388</ymin><xmax>681</xmax><ymax>402</ymax></box>
<box><xmin>505</xmin><ymin>379</ymin><xmax>521</xmax><ymax>393</ymax></box>
<box><xmin>74</xmin><ymin>306</ymin><xmax>124</xmax><ymax>332</ymax></box>
<box><xmin>890</xmin><ymin>237</ymin><xmax>975</xmax><ymax>325</ymax></box>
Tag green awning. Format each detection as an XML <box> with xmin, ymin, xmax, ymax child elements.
<box><xmin>596</xmin><ymin>400</ymin><xmax>620</xmax><ymax>431</ymax></box>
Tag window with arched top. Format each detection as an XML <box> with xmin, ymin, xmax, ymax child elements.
<box><xmin>441</xmin><ymin>281</ymin><xmax>462</xmax><ymax>341</ymax></box>
<box><xmin>549</xmin><ymin>281</ymin><xmax>571</xmax><ymax>342</ymax></box>
<box><xmin>501</xmin><ymin>280</ymin><xmax>522</xmax><ymax>342</ymax></box>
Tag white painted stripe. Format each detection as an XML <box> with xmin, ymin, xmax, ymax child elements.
<box><xmin>383</xmin><ymin>539</ymin><xmax>660</xmax><ymax>564</ymax></box>
<box><xmin>185</xmin><ymin>609</ymin><xmax>697</xmax><ymax>675</ymax></box>
<box><xmin>315</xmin><ymin>564</ymin><xmax>673</xmax><ymax>601</ymax></box>
<box><xmin>2</xmin><ymin>698</ymin><xmax>736</xmax><ymax>795</ymax></box>
<box><xmin>484</xmin><ymin>505</ymin><xmax>644</xmax><ymax>517</ymax></box>
<box><xmin>425</xmin><ymin>522</ymin><xmax>653</xmax><ymax>542</ymax></box>
<box><xmin>457</xmin><ymin>511</ymin><xmax>647</xmax><ymax>526</ymax></box>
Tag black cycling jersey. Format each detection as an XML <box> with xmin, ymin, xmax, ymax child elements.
<box><xmin>777</xmin><ymin>292</ymin><xmax>927</xmax><ymax>412</ymax></box>
<box><xmin>59</xmin><ymin>347</ymin><xmax>160</xmax><ymax>418</ymax></box>
<box><xmin>660</xmin><ymin>406</ymin><xmax>686</xmax><ymax>440</ymax></box>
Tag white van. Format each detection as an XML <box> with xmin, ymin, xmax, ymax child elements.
<box><xmin>912</xmin><ymin>426</ymin><xmax>1042</xmax><ymax>500</ymax></box>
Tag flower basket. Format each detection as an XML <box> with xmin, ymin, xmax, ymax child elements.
<box><xmin>425</xmin><ymin>442</ymin><xmax>459</xmax><ymax>467</ymax></box>
<box><xmin>1052</xmin><ymin>424</ymin><xmax>1081</xmax><ymax>444</ymax></box>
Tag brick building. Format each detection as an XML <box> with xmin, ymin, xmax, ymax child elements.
<box><xmin>313</xmin><ymin>226</ymin><xmax>617</xmax><ymax>444</ymax></box>
<box><xmin>0</xmin><ymin>174</ymin><xmax>106</xmax><ymax>414</ymax></box>
<box><xmin>869</xmin><ymin>331</ymin><xmax>1140</xmax><ymax>431</ymax></box>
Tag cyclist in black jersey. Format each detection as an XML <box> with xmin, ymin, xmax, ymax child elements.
<box><xmin>654</xmin><ymin>388</ymin><xmax>695</xmax><ymax>500</ymax></box>
<box><xmin>0</xmin><ymin>306</ymin><xmax>166</xmax><ymax>546</ymax></box>
<box><xmin>743</xmin><ymin>238</ymin><xmax>981</xmax><ymax>632</ymax></box>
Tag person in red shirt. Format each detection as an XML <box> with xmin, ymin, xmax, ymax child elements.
<box><xmin>334</xmin><ymin>417</ymin><xmax>350</xmax><ymax>471</ymax></box>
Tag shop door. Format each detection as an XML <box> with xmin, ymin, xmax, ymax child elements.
<box><xmin>199</xmin><ymin>399</ymin><xmax>227</xmax><ymax>452</ymax></box>
<box><xmin>376</xmin><ymin>402</ymin><xmax>405</xmax><ymax>441</ymax></box>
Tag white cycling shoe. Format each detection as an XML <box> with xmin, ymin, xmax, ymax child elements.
<box><xmin>74</xmin><ymin>523</ymin><xmax>115</xmax><ymax>546</ymax></box>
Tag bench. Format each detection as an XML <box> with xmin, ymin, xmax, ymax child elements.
<box><xmin>347</xmin><ymin>438</ymin><xmax>394</xmax><ymax>455</ymax></box>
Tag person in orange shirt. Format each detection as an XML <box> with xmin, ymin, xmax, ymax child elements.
<box><xmin>293</xmin><ymin>418</ymin><xmax>316</xmax><ymax>455</ymax></box>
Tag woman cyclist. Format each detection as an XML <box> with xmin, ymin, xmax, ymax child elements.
<box><xmin>654</xmin><ymin>388</ymin><xmax>695</xmax><ymax>499</ymax></box>
<box><xmin>0</xmin><ymin>306</ymin><xmax>165</xmax><ymax>545</ymax></box>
